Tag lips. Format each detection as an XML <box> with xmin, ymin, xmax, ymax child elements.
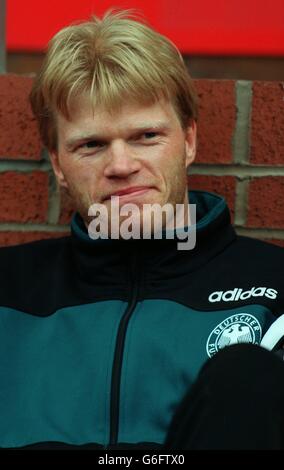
<box><xmin>104</xmin><ymin>187</ymin><xmax>153</xmax><ymax>200</ymax></box>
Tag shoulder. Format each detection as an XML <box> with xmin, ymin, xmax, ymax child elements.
<box><xmin>232</xmin><ymin>235</ymin><xmax>284</xmax><ymax>261</ymax></box>
<box><xmin>220</xmin><ymin>234</ymin><xmax>284</xmax><ymax>283</ymax></box>
<box><xmin>0</xmin><ymin>236</ymin><xmax>71</xmax><ymax>276</ymax></box>
<box><xmin>0</xmin><ymin>235</ymin><xmax>70</xmax><ymax>255</ymax></box>
<box><xmin>0</xmin><ymin>235</ymin><xmax>72</xmax><ymax>315</ymax></box>
<box><xmin>204</xmin><ymin>233</ymin><xmax>284</xmax><ymax>285</ymax></box>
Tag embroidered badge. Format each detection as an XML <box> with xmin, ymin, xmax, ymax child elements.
<box><xmin>206</xmin><ymin>313</ymin><xmax>262</xmax><ymax>358</ymax></box>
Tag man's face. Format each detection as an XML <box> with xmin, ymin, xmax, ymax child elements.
<box><xmin>50</xmin><ymin>96</ymin><xmax>197</xmax><ymax>233</ymax></box>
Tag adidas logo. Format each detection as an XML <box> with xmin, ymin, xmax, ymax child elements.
<box><xmin>208</xmin><ymin>287</ymin><xmax>278</xmax><ymax>303</ymax></box>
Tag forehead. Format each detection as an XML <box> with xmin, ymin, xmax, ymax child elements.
<box><xmin>56</xmin><ymin>95</ymin><xmax>181</xmax><ymax>139</ymax></box>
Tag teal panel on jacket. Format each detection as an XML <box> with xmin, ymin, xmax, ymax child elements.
<box><xmin>118</xmin><ymin>300</ymin><xmax>275</xmax><ymax>444</ymax></box>
<box><xmin>0</xmin><ymin>301</ymin><xmax>126</xmax><ymax>448</ymax></box>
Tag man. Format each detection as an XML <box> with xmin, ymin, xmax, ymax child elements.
<box><xmin>0</xmin><ymin>10</ymin><xmax>284</xmax><ymax>450</ymax></box>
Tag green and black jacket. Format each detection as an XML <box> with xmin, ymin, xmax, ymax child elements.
<box><xmin>0</xmin><ymin>191</ymin><xmax>283</xmax><ymax>449</ymax></box>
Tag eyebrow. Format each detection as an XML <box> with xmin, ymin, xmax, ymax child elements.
<box><xmin>65</xmin><ymin>121</ymin><xmax>171</xmax><ymax>149</ymax></box>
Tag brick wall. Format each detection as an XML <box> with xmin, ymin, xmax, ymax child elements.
<box><xmin>0</xmin><ymin>74</ymin><xmax>283</xmax><ymax>247</ymax></box>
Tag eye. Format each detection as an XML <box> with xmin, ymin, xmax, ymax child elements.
<box><xmin>133</xmin><ymin>132</ymin><xmax>159</xmax><ymax>144</ymax></box>
<box><xmin>76</xmin><ymin>140</ymin><xmax>106</xmax><ymax>155</ymax></box>
<box><xmin>82</xmin><ymin>140</ymin><xmax>104</xmax><ymax>149</ymax></box>
<box><xmin>142</xmin><ymin>132</ymin><xmax>158</xmax><ymax>139</ymax></box>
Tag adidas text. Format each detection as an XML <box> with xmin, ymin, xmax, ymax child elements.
<box><xmin>208</xmin><ymin>287</ymin><xmax>278</xmax><ymax>303</ymax></box>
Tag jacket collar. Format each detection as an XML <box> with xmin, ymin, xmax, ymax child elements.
<box><xmin>70</xmin><ymin>191</ymin><xmax>236</xmax><ymax>285</ymax></box>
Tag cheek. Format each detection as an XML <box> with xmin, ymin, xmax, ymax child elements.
<box><xmin>62</xmin><ymin>159</ymin><xmax>97</xmax><ymax>186</ymax></box>
<box><xmin>65</xmin><ymin>164</ymin><xmax>107</xmax><ymax>204</ymax></box>
<box><xmin>164</xmin><ymin>148</ymin><xmax>188</xmax><ymax>193</ymax></box>
<box><xmin>162</xmin><ymin>144</ymin><xmax>187</xmax><ymax>175</ymax></box>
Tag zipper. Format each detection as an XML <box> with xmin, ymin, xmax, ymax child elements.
<box><xmin>108</xmin><ymin>252</ymin><xmax>139</xmax><ymax>446</ymax></box>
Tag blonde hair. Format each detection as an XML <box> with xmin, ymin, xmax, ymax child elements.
<box><xmin>30</xmin><ymin>10</ymin><xmax>198</xmax><ymax>151</ymax></box>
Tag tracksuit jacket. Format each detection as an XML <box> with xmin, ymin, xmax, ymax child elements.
<box><xmin>0</xmin><ymin>190</ymin><xmax>283</xmax><ymax>449</ymax></box>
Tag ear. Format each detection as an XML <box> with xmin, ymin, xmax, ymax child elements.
<box><xmin>49</xmin><ymin>151</ymin><xmax>69</xmax><ymax>189</ymax></box>
<box><xmin>184</xmin><ymin>120</ymin><xmax>197</xmax><ymax>167</ymax></box>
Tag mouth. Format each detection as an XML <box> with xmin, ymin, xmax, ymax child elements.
<box><xmin>104</xmin><ymin>186</ymin><xmax>154</xmax><ymax>201</ymax></box>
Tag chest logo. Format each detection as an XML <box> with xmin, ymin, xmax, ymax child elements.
<box><xmin>208</xmin><ymin>287</ymin><xmax>278</xmax><ymax>303</ymax></box>
<box><xmin>206</xmin><ymin>313</ymin><xmax>262</xmax><ymax>358</ymax></box>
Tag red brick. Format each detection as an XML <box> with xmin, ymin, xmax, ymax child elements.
<box><xmin>247</xmin><ymin>177</ymin><xmax>284</xmax><ymax>228</ymax></box>
<box><xmin>0</xmin><ymin>171</ymin><xmax>49</xmax><ymax>223</ymax></box>
<box><xmin>59</xmin><ymin>190</ymin><xmax>76</xmax><ymax>225</ymax></box>
<box><xmin>0</xmin><ymin>74</ymin><xmax>42</xmax><ymax>160</ymax></box>
<box><xmin>0</xmin><ymin>231</ymin><xmax>70</xmax><ymax>248</ymax></box>
<box><xmin>194</xmin><ymin>80</ymin><xmax>236</xmax><ymax>164</ymax></box>
<box><xmin>188</xmin><ymin>174</ymin><xmax>236</xmax><ymax>219</ymax></box>
<box><xmin>250</xmin><ymin>82</ymin><xmax>284</xmax><ymax>165</ymax></box>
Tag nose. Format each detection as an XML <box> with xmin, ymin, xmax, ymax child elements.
<box><xmin>103</xmin><ymin>140</ymin><xmax>141</xmax><ymax>178</ymax></box>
